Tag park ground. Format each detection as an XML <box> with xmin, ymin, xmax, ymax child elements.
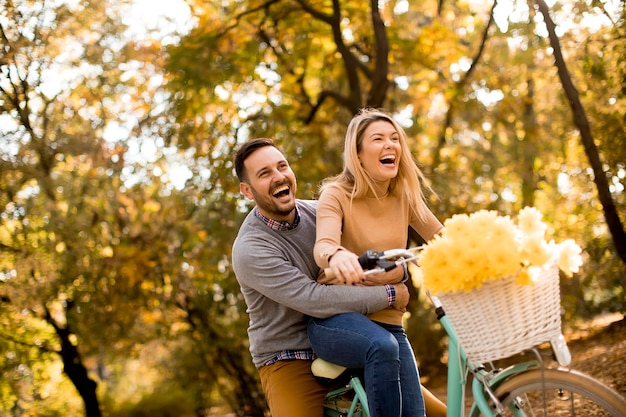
<box><xmin>557</xmin><ymin>313</ymin><xmax>626</xmax><ymax>396</ymax></box>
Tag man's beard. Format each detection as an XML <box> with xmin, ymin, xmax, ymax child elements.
<box><xmin>250</xmin><ymin>184</ymin><xmax>296</xmax><ymax>219</ymax></box>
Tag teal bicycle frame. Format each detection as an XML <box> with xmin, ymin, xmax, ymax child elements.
<box><xmin>323</xmin><ymin>377</ymin><xmax>369</xmax><ymax>417</ymax></box>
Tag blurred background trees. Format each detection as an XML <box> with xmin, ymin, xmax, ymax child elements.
<box><xmin>0</xmin><ymin>0</ymin><xmax>623</xmax><ymax>415</ymax></box>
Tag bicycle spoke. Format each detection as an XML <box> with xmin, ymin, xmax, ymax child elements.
<box><xmin>492</xmin><ymin>369</ymin><xmax>626</xmax><ymax>416</ymax></box>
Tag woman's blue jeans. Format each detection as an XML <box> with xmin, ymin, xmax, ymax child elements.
<box><xmin>308</xmin><ymin>312</ymin><xmax>425</xmax><ymax>417</ymax></box>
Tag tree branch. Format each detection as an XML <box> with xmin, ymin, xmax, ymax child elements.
<box><xmin>432</xmin><ymin>1</ymin><xmax>496</xmax><ymax>171</ymax></box>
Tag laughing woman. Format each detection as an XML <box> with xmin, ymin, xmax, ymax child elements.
<box><xmin>309</xmin><ymin>108</ymin><xmax>447</xmax><ymax>417</ymax></box>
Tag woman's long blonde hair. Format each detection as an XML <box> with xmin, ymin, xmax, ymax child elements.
<box><xmin>321</xmin><ymin>108</ymin><xmax>434</xmax><ymax>221</ymax></box>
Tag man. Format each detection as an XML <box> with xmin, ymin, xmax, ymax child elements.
<box><xmin>232</xmin><ymin>138</ymin><xmax>409</xmax><ymax>417</ymax></box>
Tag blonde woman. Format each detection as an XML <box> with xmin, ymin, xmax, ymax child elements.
<box><xmin>310</xmin><ymin>108</ymin><xmax>446</xmax><ymax>417</ymax></box>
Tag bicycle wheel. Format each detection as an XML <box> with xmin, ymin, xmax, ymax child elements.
<box><xmin>490</xmin><ymin>368</ymin><xmax>626</xmax><ymax>416</ymax></box>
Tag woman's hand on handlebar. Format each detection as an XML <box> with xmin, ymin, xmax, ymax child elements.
<box><xmin>328</xmin><ymin>250</ymin><xmax>366</xmax><ymax>285</ymax></box>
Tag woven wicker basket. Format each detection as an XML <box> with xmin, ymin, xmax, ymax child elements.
<box><xmin>436</xmin><ymin>259</ymin><xmax>563</xmax><ymax>365</ymax></box>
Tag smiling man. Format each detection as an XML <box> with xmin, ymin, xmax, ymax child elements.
<box><xmin>231</xmin><ymin>138</ymin><xmax>409</xmax><ymax>417</ymax></box>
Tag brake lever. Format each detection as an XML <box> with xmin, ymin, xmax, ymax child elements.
<box><xmin>357</xmin><ymin>250</ymin><xmax>385</xmax><ymax>269</ymax></box>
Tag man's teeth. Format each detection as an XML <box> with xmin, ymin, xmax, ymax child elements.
<box><xmin>273</xmin><ymin>186</ymin><xmax>290</xmax><ymax>197</ymax></box>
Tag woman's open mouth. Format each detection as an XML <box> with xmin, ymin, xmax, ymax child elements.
<box><xmin>380</xmin><ymin>155</ymin><xmax>396</xmax><ymax>166</ymax></box>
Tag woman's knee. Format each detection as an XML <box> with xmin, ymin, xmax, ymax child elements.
<box><xmin>367</xmin><ymin>331</ymin><xmax>399</xmax><ymax>360</ymax></box>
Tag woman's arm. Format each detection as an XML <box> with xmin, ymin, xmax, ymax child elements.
<box><xmin>410</xmin><ymin>204</ymin><xmax>444</xmax><ymax>241</ymax></box>
<box><xmin>315</xmin><ymin>188</ymin><xmax>365</xmax><ymax>285</ymax></box>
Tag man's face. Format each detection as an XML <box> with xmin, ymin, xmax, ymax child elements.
<box><xmin>240</xmin><ymin>146</ymin><xmax>298</xmax><ymax>223</ymax></box>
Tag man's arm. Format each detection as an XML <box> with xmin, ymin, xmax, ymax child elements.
<box><xmin>233</xmin><ymin>236</ymin><xmax>400</xmax><ymax>318</ymax></box>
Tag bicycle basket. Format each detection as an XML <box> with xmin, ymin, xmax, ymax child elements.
<box><xmin>436</xmin><ymin>259</ymin><xmax>562</xmax><ymax>364</ymax></box>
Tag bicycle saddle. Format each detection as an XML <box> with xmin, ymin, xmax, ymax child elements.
<box><xmin>311</xmin><ymin>358</ymin><xmax>347</xmax><ymax>380</ymax></box>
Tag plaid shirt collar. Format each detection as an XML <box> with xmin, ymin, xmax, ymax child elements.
<box><xmin>255</xmin><ymin>206</ymin><xmax>300</xmax><ymax>231</ymax></box>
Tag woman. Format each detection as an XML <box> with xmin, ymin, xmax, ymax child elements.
<box><xmin>309</xmin><ymin>108</ymin><xmax>446</xmax><ymax>417</ymax></box>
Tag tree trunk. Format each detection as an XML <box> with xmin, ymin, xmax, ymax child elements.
<box><xmin>366</xmin><ymin>0</ymin><xmax>391</xmax><ymax>108</ymax></box>
<box><xmin>521</xmin><ymin>77</ymin><xmax>538</xmax><ymax>208</ymax></box>
<box><xmin>45</xmin><ymin>308</ymin><xmax>102</xmax><ymax>417</ymax></box>
<box><xmin>181</xmin><ymin>298</ymin><xmax>267</xmax><ymax>417</ymax></box>
<box><xmin>534</xmin><ymin>0</ymin><xmax>626</xmax><ymax>263</ymax></box>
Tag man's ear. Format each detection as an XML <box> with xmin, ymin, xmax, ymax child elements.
<box><xmin>240</xmin><ymin>182</ymin><xmax>254</xmax><ymax>200</ymax></box>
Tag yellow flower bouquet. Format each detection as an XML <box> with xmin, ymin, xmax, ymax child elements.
<box><xmin>419</xmin><ymin>207</ymin><xmax>583</xmax><ymax>294</ymax></box>
<box><xmin>418</xmin><ymin>207</ymin><xmax>583</xmax><ymax>364</ymax></box>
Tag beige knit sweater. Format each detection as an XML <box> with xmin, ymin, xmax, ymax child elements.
<box><xmin>314</xmin><ymin>186</ymin><xmax>443</xmax><ymax>325</ymax></box>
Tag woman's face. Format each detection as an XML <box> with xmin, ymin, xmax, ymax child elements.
<box><xmin>357</xmin><ymin>120</ymin><xmax>402</xmax><ymax>183</ymax></box>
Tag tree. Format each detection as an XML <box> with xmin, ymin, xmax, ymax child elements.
<box><xmin>0</xmin><ymin>1</ymin><xmax>156</xmax><ymax>415</ymax></box>
<box><xmin>533</xmin><ymin>0</ymin><xmax>626</xmax><ymax>263</ymax></box>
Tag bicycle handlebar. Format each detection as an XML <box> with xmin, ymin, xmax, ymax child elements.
<box><xmin>322</xmin><ymin>247</ymin><xmax>422</xmax><ymax>280</ymax></box>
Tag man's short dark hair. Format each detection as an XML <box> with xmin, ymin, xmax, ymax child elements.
<box><xmin>234</xmin><ymin>138</ymin><xmax>277</xmax><ymax>182</ymax></box>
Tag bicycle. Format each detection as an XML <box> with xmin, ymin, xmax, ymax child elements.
<box><xmin>313</xmin><ymin>247</ymin><xmax>626</xmax><ymax>417</ymax></box>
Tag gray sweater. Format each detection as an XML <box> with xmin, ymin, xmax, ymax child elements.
<box><xmin>232</xmin><ymin>200</ymin><xmax>391</xmax><ymax>368</ymax></box>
